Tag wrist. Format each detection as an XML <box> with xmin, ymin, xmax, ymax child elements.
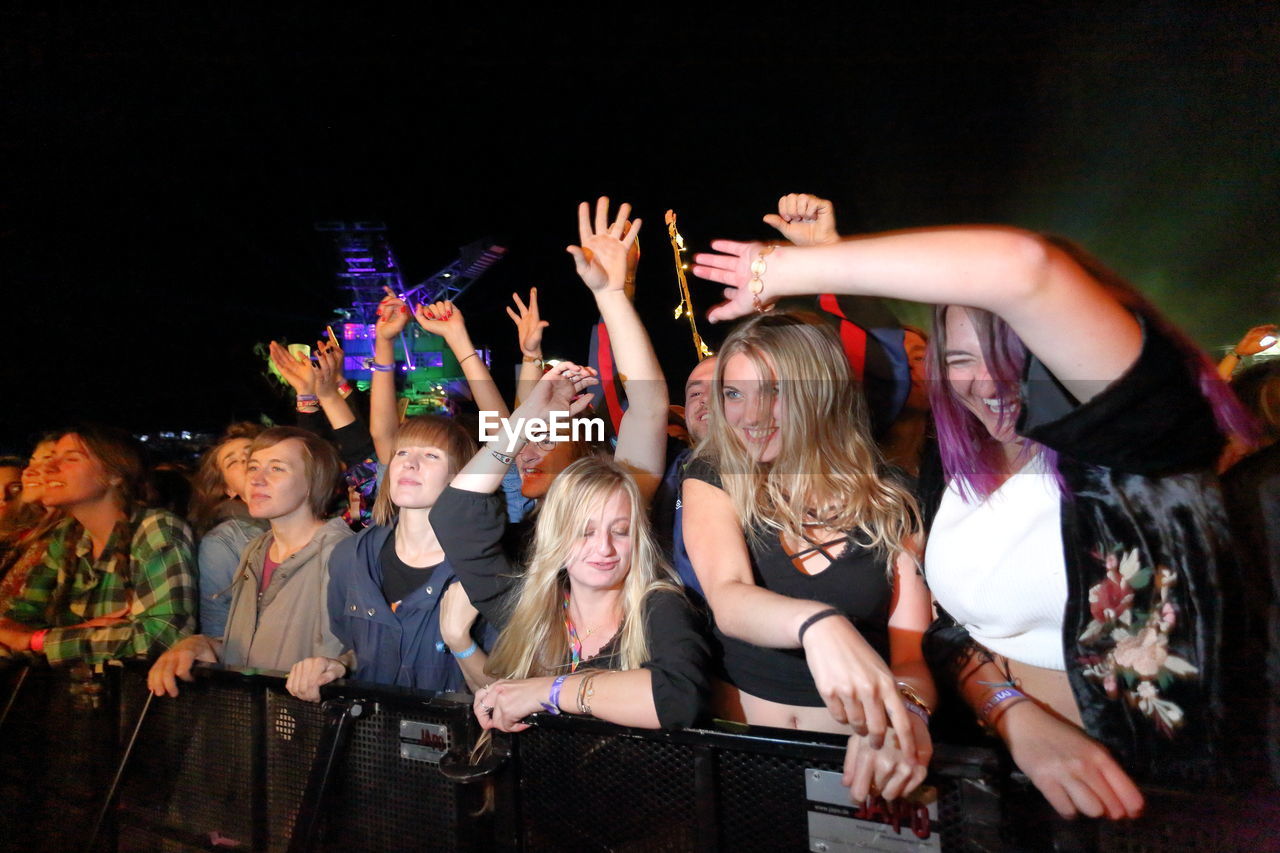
<box><xmin>542</xmin><ymin>674</ymin><xmax>568</xmax><ymax>715</ymax></box>
<box><xmin>797</xmin><ymin>606</ymin><xmax>843</xmax><ymax>647</ymax></box>
<box><xmin>11</xmin><ymin>628</ymin><xmax>35</xmax><ymax>652</ymax></box>
<box><xmin>594</xmin><ymin>289</ymin><xmax>630</xmax><ymax>308</ymax></box>
<box><xmin>990</xmin><ymin>693</ymin><xmax>1037</xmax><ymax>740</ymax></box>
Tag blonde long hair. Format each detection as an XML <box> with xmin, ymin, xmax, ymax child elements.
<box><xmin>484</xmin><ymin>455</ymin><xmax>680</xmax><ymax>680</ymax></box>
<box><xmin>692</xmin><ymin>312</ymin><xmax>918</xmax><ymax>572</ymax></box>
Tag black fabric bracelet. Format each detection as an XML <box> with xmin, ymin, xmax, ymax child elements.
<box><xmin>797</xmin><ymin>607</ymin><xmax>843</xmax><ymax>645</ymax></box>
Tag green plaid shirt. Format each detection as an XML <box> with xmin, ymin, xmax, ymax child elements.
<box><xmin>6</xmin><ymin>508</ymin><xmax>197</xmax><ymax>665</ymax></box>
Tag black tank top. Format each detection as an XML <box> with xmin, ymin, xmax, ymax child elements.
<box><xmin>684</xmin><ymin>457</ymin><xmax>892</xmax><ymax>707</ymax></box>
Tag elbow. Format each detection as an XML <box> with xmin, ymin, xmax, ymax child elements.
<box><xmin>655</xmin><ymin>686</ymin><xmax>707</xmax><ymax>730</ymax></box>
<box><xmin>659</xmin><ymin>703</ymin><xmax>702</xmax><ymax>731</ymax></box>
<box><xmin>993</xmin><ymin>229</ymin><xmax>1056</xmax><ymax>302</ymax></box>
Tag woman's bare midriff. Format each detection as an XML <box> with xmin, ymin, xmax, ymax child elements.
<box><xmin>713</xmin><ymin>680</ymin><xmax>849</xmax><ymax>734</ymax></box>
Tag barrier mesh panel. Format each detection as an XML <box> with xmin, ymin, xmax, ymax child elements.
<box><xmin>935</xmin><ymin>776</ymin><xmax>1004</xmax><ymax>853</ymax></box>
<box><xmin>265</xmin><ymin>688</ymin><xmax>326</xmax><ymax>852</ymax></box>
<box><xmin>321</xmin><ymin>700</ymin><xmax>475</xmax><ymax>851</ymax></box>
<box><xmin>517</xmin><ymin>727</ymin><xmax>698</xmax><ymax>851</ymax></box>
<box><xmin>116</xmin><ymin>671</ymin><xmax>258</xmax><ymax>853</ymax></box>
<box><xmin>719</xmin><ymin>749</ymin><xmax>839</xmax><ymax>852</ymax></box>
<box><xmin>0</xmin><ymin>665</ymin><xmax>116</xmax><ymax>853</ymax></box>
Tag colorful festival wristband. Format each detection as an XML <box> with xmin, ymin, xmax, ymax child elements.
<box><xmin>541</xmin><ymin>674</ymin><xmax>568</xmax><ymax>715</ymax></box>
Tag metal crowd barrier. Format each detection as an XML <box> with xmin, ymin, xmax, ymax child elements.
<box><xmin>1</xmin><ymin>660</ymin><xmax>1276</xmax><ymax>852</ymax></box>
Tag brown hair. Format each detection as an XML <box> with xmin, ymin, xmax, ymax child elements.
<box><xmin>246</xmin><ymin>426</ymin><xmax>341</xmax><ymax>519</ymax></box>
<box><xmin>189</xmin><ymin>422</ymin><xmax>265</xmax><ymax>536</ymax></box>
<box><xmin>371</xmin><ymin>415</ymin><xmax>478</xmax><ymax>526</ymax></box>
<box><xmin>57</xmin><ymin>423</ymin><xmax>152</xmax><ymax>511</ymax></box>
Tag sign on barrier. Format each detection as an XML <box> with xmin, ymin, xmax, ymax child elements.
<box><xmin>805</xmin><ymin>769</ymin><xmax>941</xmax><ymax>852</ymax></box>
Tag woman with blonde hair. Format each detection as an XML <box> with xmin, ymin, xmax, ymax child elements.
<box><xmin>682</xmin><ymin>311</ymin><xmax>935</xmax><ymax>803</ymax></box>
<box><xmin>691</xmin><ymin>224</ymin><xmax>1255</xmax><ymax>819</ymax></box>
<box><xmin>432</xmin><ymin>363</ymin><xmax>709</xmax><ymax>731</ymax></box>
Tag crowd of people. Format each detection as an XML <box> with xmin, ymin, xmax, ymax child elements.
<box><xmin>1</xmin><ymin>193</ymin><xmax>1277</xmax><ymax>826</ymax></box>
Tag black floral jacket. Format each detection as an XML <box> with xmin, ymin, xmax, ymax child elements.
<box><xmin>922</xmin><ymin>318</ymin><xmax>1240</xmax><ymax>787</ymax></box>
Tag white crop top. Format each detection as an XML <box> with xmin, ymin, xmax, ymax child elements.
<box><xmin>925</xmin><ymin>454</ymin><xmax>1068</xmax><ymax>671</ymax></box>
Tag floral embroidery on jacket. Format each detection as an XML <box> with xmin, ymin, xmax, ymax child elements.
<box><xmin>1078</xmin><ymin>548</ymin><xmax>1198</xmax><ymax>737</ymax></box>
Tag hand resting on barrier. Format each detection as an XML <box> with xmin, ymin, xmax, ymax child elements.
<box><xmin>997</xmin><ymin>700</ymin><xmax>1144</xmax><ymax>820</ymax></box>
<box><xmin>286</xmin><ymin>657</ymin><xmax>348</xmax><ymax>702</ymax></box>
<box><xmin>843</xmin><ymin>703</ymin><xmax>932</xmax><ymax>803</ymax></box>
<box><xmin>147</xmin><ymin>635</ymin><xmax>221</xmax><ymax>698</ymax></box>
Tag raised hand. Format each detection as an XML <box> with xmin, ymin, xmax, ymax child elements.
<box><xmin>414</xmin><ymin>300</ymin><xmax>466</xmax><ymax>340</ymax></box>
<box><xmin>1235</xmin><ymin>323</ymin><xmax>1279</xmax><ymax>357</ymax></box>
<box><xmin>513</xmin><ymin>360</ymin><xmax>600</xmax><ymax>426</ymax></box>
<box><xmin>269</xmin><ymin>340</ymin><xmax>317</xmax><ymax>396</ymax></box>
<box><xmin>313</xmin><ymin>338</ymin><xmax>346</xmax><ymax>398</ymax></box>
<box><xmin>566</xmin><ymin>196</ymin><xmax>642</xmax><ymax>295</ymax></box>
<box><xmin>375</xmin><ymin>286</ymin><xmax>411</xmax><ymax>341</ymax></box>
<box><xmin>763</xmin><ymin>193</ymin><xmax>839</xmax><ymax>247</ymax></box>
<box><xmin>506</xmin><ymin>288</ymin><xmax>549</xmax><ymax>358</ymax></box>
<box><xmin>691</xmin><ymin>239</ymin><xmax>777</xmax><ymax>324</ymax></box>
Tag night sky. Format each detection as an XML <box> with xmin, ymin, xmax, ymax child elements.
<box><xmin>4</xmin><ymin>3</ymin><xmax>1278</xmax><ymax>452</ymax></box>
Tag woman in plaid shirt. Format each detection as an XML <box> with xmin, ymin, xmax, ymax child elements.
<box><xmin>0</xmin><ymin>424</ymin><xmax>197</xmax><ymax>664</ymax></box>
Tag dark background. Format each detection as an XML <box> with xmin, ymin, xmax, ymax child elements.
<box><xmin>4</xmin><ymin>2</ymin><xmax>1278</xmax><ymax>451</ymax></box>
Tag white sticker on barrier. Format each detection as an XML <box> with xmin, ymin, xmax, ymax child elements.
<box><xmin>805</xmin><ymin>768</ymin><xmax>941</xmax><ymax>852</ymax></box>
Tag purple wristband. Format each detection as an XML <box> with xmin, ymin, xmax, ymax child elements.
<box><xmin>902</xmin><ymin>701</ymin><xmax>930</xmax><ymax>726</ymax></box>
<box><xmin>541</xmin><ymin>674</ymin><xmax>568</xmax><ymax>715</ymax></box>
<box><xmin>979</xmin><ymin>686</ymin><xmax>1025</xmax><ymax>720</ymax></box>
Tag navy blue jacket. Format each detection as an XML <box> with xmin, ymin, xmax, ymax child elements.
<box><xmin>328</xmin><ymin>524</ymin><xmax>485</xmax><ymax>693</ymax></box>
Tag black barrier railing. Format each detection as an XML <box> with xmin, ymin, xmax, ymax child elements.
<box><xmin>1</xmin><ymin>660</ymin><xmax>1277</xmax><ymax>852</ymax></box>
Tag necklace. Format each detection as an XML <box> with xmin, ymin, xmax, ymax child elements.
<box><xmin>562</xmin><ymin>591</ymin><xmax>598</xmax><ymax>672</ymax></box>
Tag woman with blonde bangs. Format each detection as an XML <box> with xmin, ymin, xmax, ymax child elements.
<box><xmin>682</xmin><ymin>312</ymin><xmax>935</xmax><ymax>804</ymax></box>
<box><xmin>432</xmin><ymin>364</ymin><xmax>710</xmax><ymax>732</ymax></box>
<box><xmin>284</xmin><ymin>415</ymin><xmax>490</xmax><ymax>700</ymax></box>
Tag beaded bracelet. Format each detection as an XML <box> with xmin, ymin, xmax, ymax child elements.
<box><xmin>369</xmin><ymin>361</ymin><xmax>395</xmax><ymax>372</ymax></box>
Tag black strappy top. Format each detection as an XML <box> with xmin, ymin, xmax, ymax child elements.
<box><xmin>683</xmin><ymin>457</ymin><xmax>892</xmax><ymax>707</ymax></box>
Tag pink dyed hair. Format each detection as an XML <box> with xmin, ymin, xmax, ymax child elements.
<box><xmin>926</xmin><ymin>236</ymin><xmax>1256</xmax><ymax>501</ymax></box>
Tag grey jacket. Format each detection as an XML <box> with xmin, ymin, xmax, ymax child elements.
<box><xmin>220</xmin><ymin>517</ymin><xmax>352</xmax><ymax>671</ymax></box>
